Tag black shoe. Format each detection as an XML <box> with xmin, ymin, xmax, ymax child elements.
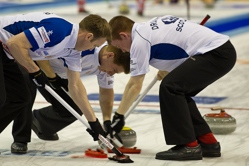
<box><xmin>199</xmin><ymin>141</ymin><xmax>221</xmax><ymax>157</ymax></box>
<box><xmin>11</xmin><ymin>142</ymin><xmax>27</xmax><ymax>154</ymax></box>
<box><xmin>155</xmin><ymin>145</ymin><xmax>202</xmax><ymax>160</ymax></box>
<box><xmin>32</xmin><ymin>111</ymin><xmax>59</xmax><ymax>141</ymax></box>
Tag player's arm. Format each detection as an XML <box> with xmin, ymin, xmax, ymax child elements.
<box><xmin>108</xmin><ymin>74</ymin><xmax>145</xmax><ymax>135</ymax></box>
<box><xmin>7</xmin><ymin>32</ymin><xmax>48</xmax><ymax>88</ymax></box>
<box><xmin>116</xmin><ymin>74</ymin><xmax>145</xmax><ymax>115</ymax></box>
<box><xmin>157</xmin><ymin>70</ymin><xmax>169</xmax><ymax>81</ymax></box>
<box><xmin>99</xmin><ymin>87</ymin><xmax>114</xmax><ymax>121</ymax></box>
<box><xmin>66</xmin><ymin>68</ymin><xmax>96</xmax><ymax>121</ymax></box>
<box><xmin>66</xmin><ymin>68</ymin><xmax>106</xmax><ymax>141</ymax></box>
<box><xmin>6</xmin><ymin>32</ymin><xmax>39</xmax><ymax>73</ymax></box>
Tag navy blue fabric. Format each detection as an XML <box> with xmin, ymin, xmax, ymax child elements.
<box><xmin>150</xmin><ymin>43</ymin><xmax>189</xmax><ymax>60</ymax></box>
<box><xmin>24</xmin><ymin>30</ymin><xmax>39</xmax><ymax>51</ymax></box>
<box><xmin>38</xmin><ymin>18</ymin><xmax>73</xmax><ymax>48</ymax></box>
<box><xmin>3</xmin><ymin>21</ymin><xmax>39</xmax><ymax>35</ymax></box>
<box><xmin>81</xmin><ymin>49</ymin><xmax>95</xmax><ymax>57</ymax></box>
<box><xmin>59</xmin><ymin>58</ymin><xmax>68</xmax><ymax>68</ymax></box>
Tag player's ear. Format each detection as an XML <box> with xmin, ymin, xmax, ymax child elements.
<box><xmin>119</xmin><ymin>32</ymin><xmax>128</xmax><ymax>40</ymax></box>
<box><xmin>107</xmin><ymin>52</ymin><xmax>115</xmax><ymax>59</ymax></box>
<box><xmin>85</xmin><ymin>33</ymin><xmax>94</xmax><ymax>41</ymax></box>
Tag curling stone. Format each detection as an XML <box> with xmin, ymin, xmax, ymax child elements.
<box><xmin>203</xmin><ymin>107</ymin><xmax>236</xmax><ymax>134</ymax></box>
<box><xmin>119</xmin><ymin>4</ymin><xmax>129</xmax><ymax>14</ymax></box>
<box><xmin>98</xmin><ymin>127</ymin><xmax>137</xmax><ymax>148</ymax></box>
<box><xmin>117</xmin><ymin>127</ymin><xmax>137</xmax><ymax>148</ymax></box>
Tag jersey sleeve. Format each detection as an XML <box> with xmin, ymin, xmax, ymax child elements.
<box><xmin>24</xmin><ymin>17</ymin><xmax>73</xmax><ymax>52</ymax></box>
<box><xmin>97</xmin><ymin>72</ymin><xmax>114</xmax><ymax>89</ymax></box>
<box><xmin>130</xmin><ymin>32</ymin><xmax>151</xmax><ymax>77</ymax></box>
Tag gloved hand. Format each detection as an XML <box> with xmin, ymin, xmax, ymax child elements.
<box><xmin>87</xmin><ymin>118</ymin><xmax>106</xmax><ymax>141</ymax></box>
<box><xmin>29</xmin><ymin>69</ymin><xmax>48</xmax><ymax>88</ymax></box>
<box><xmin>104</xmin><ymin>120</ymin><xmax>114</xmax><ymax>138</ymax></box>
<box><xmin>48</xmin><ymin>74</ymin><xmax>65</xmax><ymax>90</ymax></box>
<box><xmin>111</xmin><ymin>112</ymin><xmax>125</xmax><ymax>134</ymax></box>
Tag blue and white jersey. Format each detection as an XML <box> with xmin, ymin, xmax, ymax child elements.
<box><xmin>130</xmin><ymin>15</ymin><xmax>229</xmax><ymax>76</ymax></box>
<box><xmin>49</xmin><ymin>42</ymin><xmax>114</xmax><ymax>89</ymax></box>
<box><xmin>0</xmin><ymin>12</ymin><xmax>81</xmax><ymax>72</ymax></box>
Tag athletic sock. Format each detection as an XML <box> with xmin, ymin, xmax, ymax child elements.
<box><xmin>185</xmin><ymin>140</ymin><xmax>198</xmax><ymax>147</ymax></box>
<box><xmin>197</xmin><ymin>133</ymin><xmax>217</xmax><ymax>144</ymax></box>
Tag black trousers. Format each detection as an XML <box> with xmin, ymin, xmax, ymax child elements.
<box><xmin>11</xmin><ymin>69</ymin><xmax>82</xmax><ymax>140</ymax></box>
<box><xmin>11</xmin><ymin>69</ymin><xmax>81</xmax><ymax>140</ymax></box>
<box><xmin>0</xmin><ymin>43</ymin><xmax>32</xmax><ymax>143</ymax></box>
<box><xmin>35</xmin><ymin>81</ymin><xmax>82</xmax><ymax>135</ymax></box>
<box><xmin>12</xmin><ymin>65</ymin><xmax>37</xmax><ymax>143</ymax></box>
<box><xmin>159</xmin><ymin>40</ymin><xmax>237</xmax><ymax>145</ymax></box>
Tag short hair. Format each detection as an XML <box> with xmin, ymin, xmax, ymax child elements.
<box><xmin>109</xmin><ymin>15</ymin><xmax>134</xmax><ymax>41</ymax></box>
<box><xmin>106</xmin><ymin>45</ymin><xmax>130</xmax><ymax>74</ymax></box>
<box><xmin>79</xmin><ymin>14</ymin><xmax>112</xmax><ymax>43</ymax></box>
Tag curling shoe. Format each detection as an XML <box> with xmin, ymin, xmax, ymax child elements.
<box><xmin>199</xmin><ymin>141</ymin><xmax>221</xmax><ymax>157</ymax></box>
<box><xmin>32</xmin><ymin>110</ymin><xmax>59</xmax><ymax>141</ymax></box>
<box><xmin>156</xmin><ymin>144</ymin><xmax>202</xmax><ymax>160</ymax></box>
<box><xmin>11</xmin><ymin>142</ymin><xmax>27</xmax><ymax>154</ymax></box>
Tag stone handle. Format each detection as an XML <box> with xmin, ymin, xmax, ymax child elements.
<box><xmin>211</xmin><ymin>106</ymin><xmax>225</xmax><ymax>113</ymax></box>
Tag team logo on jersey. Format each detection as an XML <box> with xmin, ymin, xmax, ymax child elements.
<box><xmin>36</xmin><ymin>51</ymin><xmax>42</xmax><ymax>56</ymax></box>
<box><xmin>43</xmin><ymin>51</ymin><xmax>49</xmax><ymax>55</ymax></box>
<box><xmin>130</xmin><ymin>59</ymin><xmax>137</xmax><ymax>65</ymax></box>
<box><xmin>130</xmin><ymin>68</ymin><xmax>136</xmax><ymax>72</ymax></box>
<box><xmin>36</xmin><ymin>51</ymin><xmax>51</xmax><ymax>57</ymax></box>
<box><xmin>130</xmin><ymin>58</ymin><xmax>138</xmax><ymax>73</ymax></box>
<box><xmin>47</xmin><ymin>30</ymin><xmax>53</xmax><ymax>36</ymax></box>
<box><xmin>38</xmin><ymin>26</ymin><xmax>50</xmax><ymax>44</ymax></box>
<box><xmin>161</xmin><ymin>16</ymin><xmax>179</xmax><ymax>25</ymax></box>
<box><xmin>108</xmin><ymin>80</ymin><xmax>114</xmax><ymax>85</ymax></box>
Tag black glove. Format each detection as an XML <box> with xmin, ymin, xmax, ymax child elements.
<box><xmin>104</xmin><ymin>120</ymin><xmax>114</xmax><ymax>138</ymax></box>
<box><xmin>29</xmin><ymin>69</ymin><xmax>48</xmax><ymax>88</ymax></box>
<box><xmin>87</xmin><ymin>118</ymin><xmax>106</xmax><ymax>141</ymax></box>
<box><xmin>111</xmin><ymin>112</ymin><xmax>125</xmax><ymax>134</ymax></box>
<box><xmin>48</xmin><ymin>74</ymin><xmax>66</xmax><ymax>90</ymax></box>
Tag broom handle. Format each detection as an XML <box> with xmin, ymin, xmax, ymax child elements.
<box><xmin>45</xmin><ymin>85</ymin><xmax>89</xmax><ymax>127</ymax></box>
<box><xmin>45</xmin><ymin>85</ymin><xmax>124</xmax><ymax>156</ymax></box>
<box><xmin>57</xmin><ymin>86</ymin><xmax>124</xmax><ymax>148</ymax></box>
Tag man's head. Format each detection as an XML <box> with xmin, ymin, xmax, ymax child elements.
<box><xmin>109</xmin><ymin>16</ymin><xmax>134</xmax><ymax>53</ymax></box>
<box><xmin>98</xmin><ymin>45</ymin><xmax>130</xmax><ymax>76</ymax></box>
<box><xmin>75</xmin><ymin>14</ymin><xmax>112</xmax><ymax>51</ymax></box>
